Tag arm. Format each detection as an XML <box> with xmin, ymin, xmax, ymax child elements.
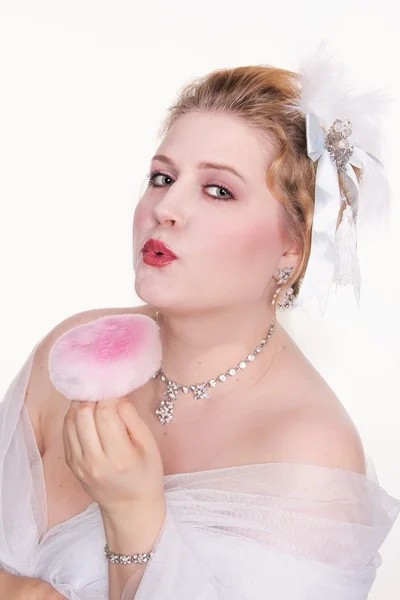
<box><xmin>0</xmin><ymin>569</ymin><xmax>67</xmax><ymax>600</ymax></box>
<box><xmin>110</xmin><ymin>512</ymin><xmax>228</xmax><ymax>600</ymax></box>
<box><xmin>102</xmin><ymin>507</ymin><xmax>167</xmax><ymax>600</ymax></box>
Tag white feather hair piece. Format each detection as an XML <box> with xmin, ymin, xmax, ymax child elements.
<box><xmin>298</xmin><ymin>44</ymin><xmax>394</xmax><ymax>230</ymax></box>
<box><xmin>289</xmin><ymin>44</ymin><xmax>394</xmax><ymax>314</ymax></box>
<box><xmin>296</xmin><ymin>44</ymin><xmax>390</xmax><ymax>159</ymax></box>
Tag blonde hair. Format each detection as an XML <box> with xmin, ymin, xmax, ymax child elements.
<box><xmin>159</xmin><ymin>65</ymin><xmax>319</xmax><ymax>305</ymax></box>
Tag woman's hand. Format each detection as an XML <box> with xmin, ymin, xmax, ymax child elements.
<box><xmin>62</xmin><ymin>397</ymin><xmax>166</xmax><ymax>518</ymax></box>
<box><xmin>0</xmin><ymin>572</ymin><xmax>67</xmax><ymax>600</ymax></box>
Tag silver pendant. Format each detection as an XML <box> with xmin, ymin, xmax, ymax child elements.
<box><xmin>155</xmin><ymin>382</ymin><xmax>178</xmax><ymax>425</ymax></box>
<box><xmin>155</xmin><ymin>383</ymin><xmax>210</xmax><ymax>424</ymax></box>
<box><xmin>155</xmin><ymin>396</ymin><xmax>175</xmax><ymax>425</ymax></box>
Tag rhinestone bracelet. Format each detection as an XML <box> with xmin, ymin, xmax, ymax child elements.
<box><xmin>104</xmin><ymin>543</ymin><xmax>155</xmax><ymax>565</ymax></box>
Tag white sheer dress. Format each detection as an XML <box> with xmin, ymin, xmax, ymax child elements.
<box><xmin>1</xmin><ymin>342</ymin><xmax>399</xmax><ymax>599</ymax></box>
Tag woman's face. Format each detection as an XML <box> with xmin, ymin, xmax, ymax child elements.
<box><xmin>133</xmin><ymin>111</ymin><xmax>294</xmax><ymax>312</ymax></box>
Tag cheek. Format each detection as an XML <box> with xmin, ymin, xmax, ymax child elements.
<box><xmin>133</xmin><ymin>202</ymin><xmax>152</xmax><ymax>242</ymax></box>
<box><xmin>243</xmin><ymin>221</ymin><xmax>281</xmax><ymax>255</ymax></box>
<box><xmin>132</xmin><ymin>202</ymin><xmax>153</xmax><ymax>257</ymax></box>
<box><xmin>210</xmin><ymin>217</ymin><xmax>283</xmax><ymax>265</ymax></box>
<box><xmin>133</xmin><ymin>203</ymin><xmax>147</xmax><ymax>233</ymax></box>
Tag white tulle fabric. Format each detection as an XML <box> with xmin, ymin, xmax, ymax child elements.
<box><xmin>1</xmin><ymin>343</ymin><xmax>399</xmax><ymax>600</ymax></box>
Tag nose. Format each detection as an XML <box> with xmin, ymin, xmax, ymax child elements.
<box><xmin>153</xmin><ymin>185</ymin><xmax>186</xmax><ymax>228</ymax></box>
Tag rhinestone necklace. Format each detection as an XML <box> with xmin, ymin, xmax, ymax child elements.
<box><xmin>152</xmin><ymin>312</ymin><xmax>276</xmax><ymax>425</ymax></box>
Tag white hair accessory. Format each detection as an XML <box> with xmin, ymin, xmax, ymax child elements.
<box><xmin>291</xmin><ymin>47</ymin><xmax>393</xmax><ymax>316</ymax></box>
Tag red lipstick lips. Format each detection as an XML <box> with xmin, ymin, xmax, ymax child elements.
<box><xmin>141</xmin><ymin>238</ymin><xmax>178</xmax><ymax>267</ymax></box>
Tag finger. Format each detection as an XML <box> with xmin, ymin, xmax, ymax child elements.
<box><xmin>117</xmin><ymin>399</ymin><xmax>156</xmax><ymax>453</ymax></box>
<box><xmin>94</xmin><ymin>398</ymin><xmax>136</xmax><ymax>460</ymax></box>
<box><xmin>62</xmin><ymin>418</ymin><xmax>72</xmax><ymax>465</ymax></box>
<box><xmin>63</xmin><ymin>402</ymin><xmax>84</xmax><ymax>464</ymax></box>
<box><xmin>73</xmin><ymin>401</ymin><xmax>105</xmax><ymax>460</ymax></box>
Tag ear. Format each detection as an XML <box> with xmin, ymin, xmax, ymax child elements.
<box><xmin>276</xmin><ymin>240</ymin><xmax>302</xmax><ymax>281</ymax></box>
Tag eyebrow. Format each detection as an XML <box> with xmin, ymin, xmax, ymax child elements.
<box><xmin>151</xmin><ymin>154</ymin><xmax>246</xmax><ymax>183</ymax></box>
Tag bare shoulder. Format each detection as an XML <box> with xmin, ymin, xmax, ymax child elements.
<box><xmin>258</xmin><ymin>326</ymin><xmax>367</xmax><ymax>476</ymax></box>
<box><xmin>25</xmin><ymin>304</ymin><xmax>156</xmax><ymax>455</ymax></box>
<box><xmin>269</xmin><ymin>399</ymin><xmax>367</xmax><ymax>475</ymax></box>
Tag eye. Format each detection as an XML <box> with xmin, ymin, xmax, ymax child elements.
<box><xmin>203</xmin><ymin>183</ymin><xmax>235</xmax><ymax>201</ymax></box>
<box><xmin>147</xmin><ymin>171</ymin><xmax>174</xmax><ymax>187</ymax></box>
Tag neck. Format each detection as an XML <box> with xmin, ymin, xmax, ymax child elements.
<box><xmin>154</xmin><ymin>302</ymin><xmax>282</xmax><ymax>389</ymax></box>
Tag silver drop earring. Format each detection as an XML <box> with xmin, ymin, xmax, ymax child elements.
<box><xmin>272</xmin><ymin>267</ymin><xmax>296</xmax><ymax>311</ymax></box>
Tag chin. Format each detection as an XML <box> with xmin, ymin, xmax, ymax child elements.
<box><xmin>134</xmin><ymin>282</ymin><xmax>201</xmax><ymax>316</ymax></box>
<box><xmin>134</xmin><ymin>277</ymin><xmax>175</xmax><ymax>308</ymax></box>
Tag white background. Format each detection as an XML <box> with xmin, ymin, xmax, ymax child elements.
<box><xmin>0</xmin><ymin>1</ymin><xmax>399</xmax><ymax>597</ymax></box>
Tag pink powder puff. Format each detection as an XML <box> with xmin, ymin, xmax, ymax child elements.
<box><xmin>48</xmin><ymin>313</ymin><xmax>162</xmax><ymax>401</ymax></box>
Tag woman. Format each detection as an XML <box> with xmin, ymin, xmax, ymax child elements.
<box><xmin>0</xmin><ymin>58</ymin><xmax>399</xmax><ymax>599</ymax></box>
